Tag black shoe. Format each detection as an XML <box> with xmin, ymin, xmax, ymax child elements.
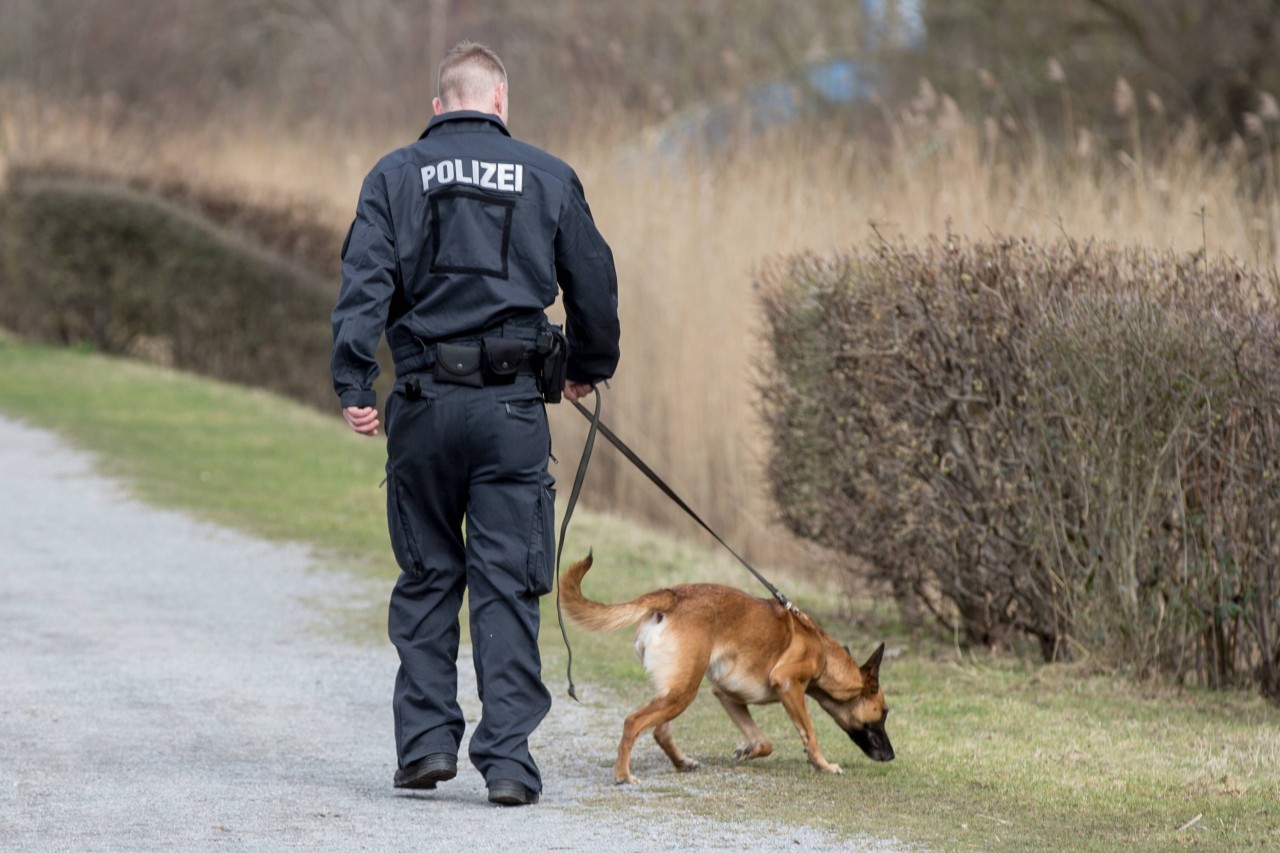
<box><xmin>487</xmin><ymin>780</ymin><xmax>539</xmax><ymax>806</ymax></box>
<box><xmin>394</xmin><ymin>753</ymin><xmax>458</xmax><ymax>790</ymax></box>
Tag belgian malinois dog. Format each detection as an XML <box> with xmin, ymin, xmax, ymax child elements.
<box><xmin>560</xmin><ymin>555</ymin><xmax>895</xmax><ymax>784</ymax></box>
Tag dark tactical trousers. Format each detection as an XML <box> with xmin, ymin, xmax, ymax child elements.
<box><xmin>383</xmin><ymin>372</ymin><xmax>555</xmax><ymax>793</ymax></box>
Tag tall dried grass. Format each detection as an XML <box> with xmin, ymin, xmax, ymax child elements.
<box><xmin>4</xmin><ymin>84</ymin><xmax>1278</xmax><ymax>568</ymax></box>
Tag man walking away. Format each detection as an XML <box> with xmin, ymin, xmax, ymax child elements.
<box><xmin>330</xmin><ymin>40</ymin><xmax>620</xmax><ymax>806</ymax></box>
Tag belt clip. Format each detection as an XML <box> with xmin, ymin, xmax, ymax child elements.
<box><xmin>405</xmin><ymin>377</ymin><xmax>422</xmax><ymax>401</ymax></box>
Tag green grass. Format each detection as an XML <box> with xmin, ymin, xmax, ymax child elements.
<box><xmin>2</xmin><ymin>335</ymin><xmax>1278</xmax><ymax>850</ymax></box>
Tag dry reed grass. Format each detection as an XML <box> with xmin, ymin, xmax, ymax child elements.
<box><xmin>5</xmin><ymin>84</ymin><xmax>1278</xmax><ymax>569</ymax></box>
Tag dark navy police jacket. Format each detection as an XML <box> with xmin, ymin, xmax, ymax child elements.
<box><xmin>331</xmin><ymin>111</ymin><xmax>621</xmax><ymax>408</ymax></box>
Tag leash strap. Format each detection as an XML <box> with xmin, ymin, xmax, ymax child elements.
<box><xmin>569</xmin><ymin>399</ymin><xmax>794</xmax><ymax>611</ymax></box>
<box><xmin>553</xmin><ymin>389</ymin><xmax>602</xmax><ymax>701</ymax></box>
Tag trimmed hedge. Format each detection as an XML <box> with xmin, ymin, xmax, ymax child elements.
<box><xmin>760</xmin><ymin>236</ymin><xmax>1280</xmax><ymax>699</ymax></box>
<box><xmin>0</xmin><ymin>172</ymin><xmax>390</xmax><ymax>412</ymax></box>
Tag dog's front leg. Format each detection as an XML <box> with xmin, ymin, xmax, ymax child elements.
<box><xmin>776</xmin><ymin>682</ymin><xmax>842</xmax><ymax>775</ymax></box>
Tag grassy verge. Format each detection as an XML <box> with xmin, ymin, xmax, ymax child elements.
<box><xmin>2</xmin><ymin>336</ymin><xmax>1277</xmax><ymax>850</ymax></box>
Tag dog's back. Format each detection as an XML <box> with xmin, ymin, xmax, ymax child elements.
<box><xmin>560</xmin><ymin>554</ymin><xmax>786</xmax><ymax>639</ymax></box>
<box><xmin>561</xmin><ymin>555</ymin><xmax>797</xmax><ymax>694</ymax></box>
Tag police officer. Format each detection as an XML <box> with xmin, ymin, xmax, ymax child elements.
<box><xmin>330</xmin><ymin>41</ymin><xmax>620</xmax><ymax>807</ymax></box>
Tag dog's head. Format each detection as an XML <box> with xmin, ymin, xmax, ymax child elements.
<box><xmin>811</xmin><ymin>641</ymin><xmax>895</xmax><ymax>762</ymax></box>
<box><xmin>845</xmin><ymin>643</ymin><xmax>894</xmax><ymax>762</ymax></box>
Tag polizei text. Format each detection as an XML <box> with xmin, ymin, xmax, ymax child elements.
<box><xmin>421</xmin><ymin>159</ymin><xmax>525</xmax><ymax>193</ymax></box>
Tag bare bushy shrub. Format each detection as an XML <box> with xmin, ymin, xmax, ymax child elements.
<box><xmin>760</xmin><ymin>236</ymin><xmax>1280</xmax><ymax>698</ymax></box>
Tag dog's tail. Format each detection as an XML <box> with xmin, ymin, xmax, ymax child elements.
<box><xmin>561</xmin><ymin>554</ymin><xmax>677</xmax><ymax>633</ymax></box>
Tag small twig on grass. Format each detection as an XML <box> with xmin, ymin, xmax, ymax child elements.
<box><xmin>1176</xmin><ymin>813</ymin><xmax>1203</xmax><ymax>832</ymax></box>
<box><xmin>976</xmin><ymin>814</ymin><xmax>1011</xmax><ymax>826</ymax></box>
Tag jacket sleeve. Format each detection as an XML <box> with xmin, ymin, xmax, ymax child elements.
<box><xmin>330</xmin><ymin>172</ymin><xmax>397</xmax><ymax>408</ymax></box>
<box><xmin>554</xmin><ymin>171</ymin><xmax>621</xmax><ymax>383</ymax></box>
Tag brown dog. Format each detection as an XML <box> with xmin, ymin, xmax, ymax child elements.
<box><xmin>560</xmin><ymin>555</ymin><xmax>894</xmax><ymax>784</ymax></box>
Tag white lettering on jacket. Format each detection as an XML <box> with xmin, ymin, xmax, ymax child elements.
<box><xmin>422</xmin><ymin>160</ymin><xmax>524</xmax><ymax>193</ymax></box>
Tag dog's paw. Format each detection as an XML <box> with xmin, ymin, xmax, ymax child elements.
<box><xmin>614</xmin><ymin>773</ymin><xmax>638</xmax><ymax>785</ymax></box>
<box><xmin>733</xmin><ymin>742</ymin><xmax>772</xmax><ymax>762</ymax></box>
<box><xmin>809</xmin><ymin>760</ymin><xmax>843</xmax><ymax>775</ymax></box>
<box><xmin>675</xmin><ymin>758</ymin><xmax>700</xmax><ymax>773</ymax></box>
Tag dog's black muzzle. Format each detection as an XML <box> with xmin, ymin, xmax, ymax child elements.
<box><xmin>850</xmin><ymin>723</ymin><xmax>895</xmax><ymax>762</ymax></box>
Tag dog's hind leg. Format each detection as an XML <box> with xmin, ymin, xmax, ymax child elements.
<box><xmin>712</xmin><ymin>690</ymin><xmax>773</xmax><ymax>762</ymax></box>
<box><xmin>653</xmin><ymin>721</ymin><xmax>700</xmax><ymax>772</ymax></box>
<box><xmin>616</xmin><ymin>622</ymin><xmax>709</xmax><ymax>785</ymax></box>
<box><xmin>615</xmin><ymin>684</ymin><xmax>700</xmax><ymax>784</ymax></box>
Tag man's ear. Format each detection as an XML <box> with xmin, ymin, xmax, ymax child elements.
<box><xmin>494</xmin><ymin>81</ymin><xmax>507</xmax><ymax>120</ymax></box>
<box><xmin>432</xmin><ymin>97</ymin><xmax>445</xmax><ymax>116</ymax></box>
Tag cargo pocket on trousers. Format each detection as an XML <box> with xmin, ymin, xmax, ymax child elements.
<box><xmin>386</xmin><ymin>465</ymin><xmax>425</xmax><ymax>575</ymax></box>
<box><xmin>526</xmin><ymin>476</ymin><xmax>556</xmax><ymax>596</ymax></box>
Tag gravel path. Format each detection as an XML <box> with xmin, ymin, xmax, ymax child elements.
<box><xmin>0</xmin><ymin>416</ymin><xmax>898</xmax><ymax>851</ymax></box>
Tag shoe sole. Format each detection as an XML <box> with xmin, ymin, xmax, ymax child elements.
<box><xmin>394</xmin><ymin>758</ymin><xmax>458</xmax><ymax>789</ymax></box>
<box><xmin>488</xmin><ymin>786</ymin><xmax>539</xmax><ymax>806</ymax></box>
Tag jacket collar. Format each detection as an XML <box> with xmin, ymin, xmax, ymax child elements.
<box><xmin>418</xmin><ymin>110</ymin><xmax>511</xmax><ymax>140</ymax></box>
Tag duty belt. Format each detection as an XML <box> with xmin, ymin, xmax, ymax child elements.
<box><xmin>392</xmin><ymin>319</ymin><xmax>542</xmax><ymax>377</ymax></box>
<box><xmin>401</xmin><ymin>346</ymin><xmax>538</xmax><ymax>377</ymax></box>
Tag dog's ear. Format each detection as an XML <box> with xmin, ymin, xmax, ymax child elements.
<box><xmin>858</xmin><ymin>643</ymin><xmax>885</xmax><ymax>695</ymax></box>
<box><xmin>865</xmin><ymin>640</ymin><xmax>885</xmax><ymax>676</ymax></box>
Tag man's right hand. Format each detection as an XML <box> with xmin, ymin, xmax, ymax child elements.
<box><xmin>343</xmin><ymin>406</ymin><xmax>381</xmax><ymax>436</ymax></box>
<box><xmin>564</xmin><ymin>381</ymin><xmax>595</xmax><ymax>403</ymax></box>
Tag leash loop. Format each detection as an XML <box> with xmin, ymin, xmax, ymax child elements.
<box><xmin>553</xmin><ymin>389</ymin><xmax>602</xmax><ymax>702</ymax></box>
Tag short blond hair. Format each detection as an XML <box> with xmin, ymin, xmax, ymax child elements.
<box><xmin>437</xmin><ymin>41</ymin><xmax>507</xmax><ymax>111</ymax></box>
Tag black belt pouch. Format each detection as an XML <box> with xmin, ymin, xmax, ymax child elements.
<box><xmin>434</xmin><ymin>343</ymin><xmax>483</xmax><ymax>387</ymax></box>
<box><xmin>480</xmin><ymin>337</ymin><xmax>524</xmax><ymax>386</ymax></box>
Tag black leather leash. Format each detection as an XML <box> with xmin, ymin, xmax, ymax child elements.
<box><xmin>552</xmin><ymin>388</ymin><xmax>796</xmax><ymax>700</ymax></box>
